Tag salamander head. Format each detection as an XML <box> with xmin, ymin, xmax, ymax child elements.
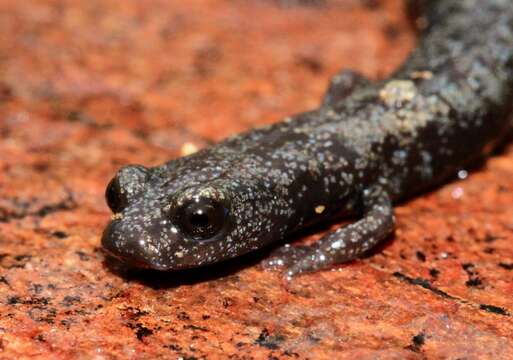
<box><xmin>101</xmin><ymin>161</ymin><xmax>289</xmax><ymax>270</ymax></box>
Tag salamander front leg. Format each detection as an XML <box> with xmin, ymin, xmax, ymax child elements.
<box><xmin>263</xmin><ymin>186</ymin><xmax>395</xmax><ymax>279</ymax></box>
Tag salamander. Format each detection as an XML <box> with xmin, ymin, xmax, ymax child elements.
<box><xmin>101</xmin><ymin>0</ymin><xmax>513</xmax><ymax>278</ymax></box>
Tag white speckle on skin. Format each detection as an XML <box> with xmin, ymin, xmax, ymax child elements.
<box><xmin>331</xmin><ymin>240</ymin><xmax>344</xmax><ymax>249</ymax></box>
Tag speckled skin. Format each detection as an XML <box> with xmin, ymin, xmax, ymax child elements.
<box><xmin>102</xmin><ymin>0</ymin><xmax>513</xmax><ymax>278</ymax></box>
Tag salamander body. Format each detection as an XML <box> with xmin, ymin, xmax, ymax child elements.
<box><xmin>102</xmin><ymin>0</ymin><xmax>513</xmax><ymax>277</ymax></box>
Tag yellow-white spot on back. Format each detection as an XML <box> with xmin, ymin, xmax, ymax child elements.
<box><xmin>379</xmin><ymin>80</ymin><xmax>417</xmax><ymax>106</ymax></box>
<box><xmin>315</xmin><ymin>205</ymin><xmax>326</xmax><ymax>214</ymax></box>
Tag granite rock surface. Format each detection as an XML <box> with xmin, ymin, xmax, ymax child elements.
<box><xmin>0</xmin><ymin>0</ymin><xmax>512</xmax><ymax>358</ymax></box>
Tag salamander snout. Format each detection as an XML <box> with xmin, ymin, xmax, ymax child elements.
<box><xmin>102</xmin><ymin>164</ymin><xmax>173</xmax><ymax>269</ymax></box>
<box><xmin>101</xmin><ymin>218</ymin><xmax>160</xmax><ymax>269</ymax></box>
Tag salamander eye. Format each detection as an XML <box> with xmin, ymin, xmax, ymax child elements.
<box><xmin>177</xmin><ymin>198</ymin><xmax>228</xmax><ymax>240</ymax></box>
<box><xmin>105</xmin><ymin>177</ymin><xmax>127</xmax><ymax>213</ymax></box>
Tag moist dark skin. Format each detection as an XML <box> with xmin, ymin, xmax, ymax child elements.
<box><xmin>102</xmin><ymin>0</ymin><xmax>513</xmax><ymax>279</ymax></box>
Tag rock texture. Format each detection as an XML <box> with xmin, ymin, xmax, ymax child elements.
<box><xmin>0</xmin><ymin>0</ymin><xmax>512</xmax><ymax>358</ymax></box>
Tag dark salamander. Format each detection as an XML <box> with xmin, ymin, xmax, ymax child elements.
<box><xmin>102</xmin><ymin>0</ymin><xmax>513</xmax><ymax>278</ymax></box>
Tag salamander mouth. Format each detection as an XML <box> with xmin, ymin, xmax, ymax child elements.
<box><xmin>100</xmin><ymin>242</ymin><xmax>152</xmax><ymax>269</ymax></box>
